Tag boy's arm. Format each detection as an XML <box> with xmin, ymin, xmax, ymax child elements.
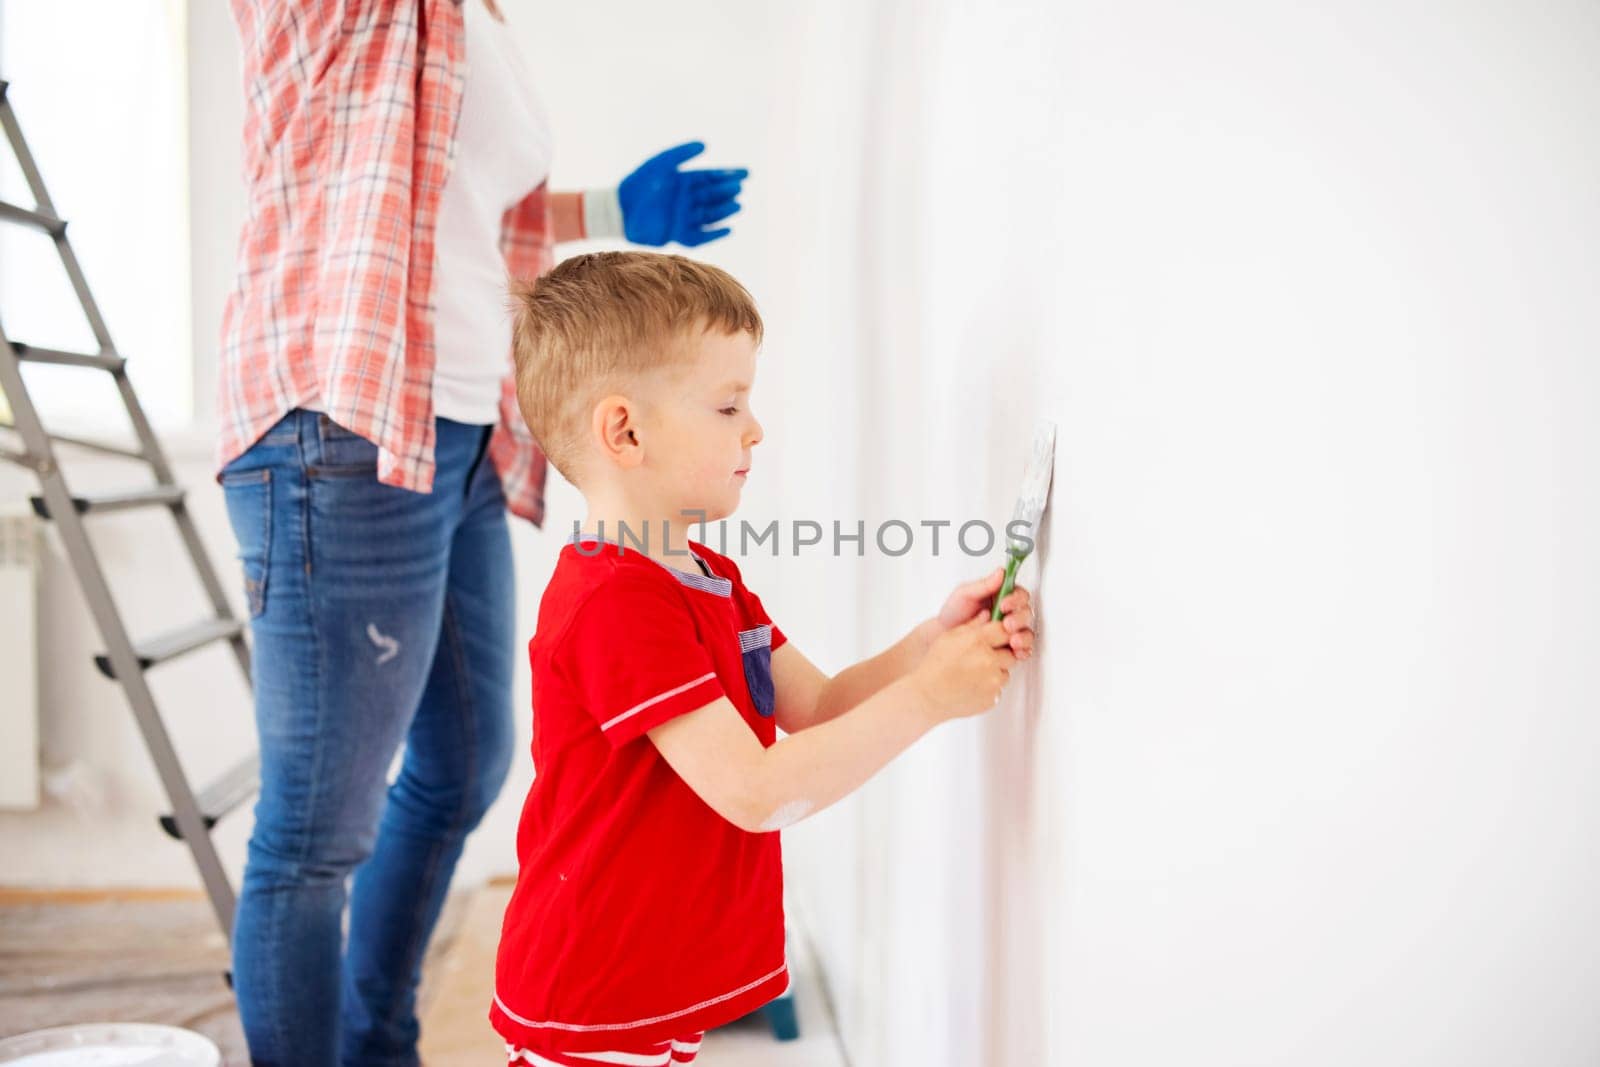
<box><xmin>771</xmin><ymin>620</ymin><xmax>943</xmax><ymax>734</ymax></box>
<box><xmin>647</xmin><ymin>682</ymin><xmax>937</xmax><ymax>834</ymax></box>
<box><xmin>648</xmin><ymin>612</ymin><xmax>1012</xmax><ymax>834</ymax></box>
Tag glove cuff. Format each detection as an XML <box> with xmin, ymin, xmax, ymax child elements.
<box><xmin>581</xmin><ymin>187</ymin><xmax>624</xmax><ymax>240</ymax></box>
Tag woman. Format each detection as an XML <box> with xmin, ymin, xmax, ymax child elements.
<box><xmin>214</xmin><ymin>2</ymin><xmax>747</xmax><ymax>1064</ymax></box>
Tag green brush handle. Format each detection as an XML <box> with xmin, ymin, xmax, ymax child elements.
<box><xmin>991</xmin><ymin>548</ymin><xmax>1027</xmax><ymax>622</ymax></box>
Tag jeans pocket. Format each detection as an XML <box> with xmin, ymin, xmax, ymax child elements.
<box><xmin>310</xmin><ymin>413</ymin><xmax>380</xmax><ymax>477</ymax></box>
<box><xmin>221</xmin><ymin>468</ymin><xmax>273</xmax><ymax>617</ymax></box>
<box><xmin>739</xmin><ymin>625</ymin><xmax>775</xmax><ymax>718</ymax></box>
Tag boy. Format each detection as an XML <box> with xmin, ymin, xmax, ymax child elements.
<box><xmin>492</xmin><ymin>252</ymin><xmax>1035</xmax><ymax>1065</ymax></box>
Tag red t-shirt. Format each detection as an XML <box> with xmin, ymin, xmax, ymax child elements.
<box><xmin>491</xmin><ymin>534</ymin><xmax>790</xmax><ymax>1053</ymax></box>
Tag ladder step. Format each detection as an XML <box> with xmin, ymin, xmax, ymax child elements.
<box><xmin>6</xmin><ymin>71</ymin><xmax>249</xmax><ymax>941</ymax></box>
<box><xmin>0</xmin><ymin>420</ymin><xmax>148</xmax><ymax>462</ymax></box>
<box><xmin>159</xmin><ymin>755</ymin><xmax>260</xmax><ymax>840</ymax></box>
<box><xmin>0</xmin><ymin>198</ymin><xmax>65</xmax><ymax>236</ymax></box>
<box><xmin>94</xmin><ymin>617</ymin><xmax>245</xmax><ymax>679</ymax></box>
<box><xmin>11</xmin><ymin>341</ymin><xmax>124</xmax><ymax>371</ymax></box>
<box><xmin>30</xmin><ymin>484</ymin><xmax>184</xmax><ymax>519</ymax></box>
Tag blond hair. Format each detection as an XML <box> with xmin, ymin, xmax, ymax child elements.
<box><xmin>508</xmin><ymin>252</ymin><xmax>763</xmax><ymax>486</ymax></box>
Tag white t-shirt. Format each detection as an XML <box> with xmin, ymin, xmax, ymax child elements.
<box><xmin>431</xmin><ymin>0</ymin><xmax>553</xmax><ymax>425</ymax></box>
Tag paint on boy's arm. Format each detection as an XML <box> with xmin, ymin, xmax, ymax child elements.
<box><xmin>758</xmin><ymin>798</ymin><xmax>814</xmax><ymax>832</ymax></box>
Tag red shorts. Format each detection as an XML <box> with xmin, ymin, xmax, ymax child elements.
<box><xmin>506</xmin><ymin>1032</ymin><xmax>706</xmax><ymax>1065</ymax></box>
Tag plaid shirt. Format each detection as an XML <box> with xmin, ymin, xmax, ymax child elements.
<box><xmin>217</xmin><ymin>0</ymin><xmax>552</xmax><ymax>526</ymax></box>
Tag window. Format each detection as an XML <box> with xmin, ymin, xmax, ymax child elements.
<box><xmin>0</xmin><ymin>0</ymin><xmax>191</xmax><ymax>432</ymax></box>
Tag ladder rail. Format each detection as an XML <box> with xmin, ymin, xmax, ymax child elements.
<box><xmin>0</xmin><ymin>79</ymin><xmax>254</xmax><ymax>940</ymax></box>
<box><xmin>0</xmin><ymin>85</ymin><xmax>113</xmax><ymax>348</ymax></box>
<box><xmin>110</xmin><ymin>371</ymin><xmax>250</xmax><ymax>681</ymax></box>
<box><xmin>3</xmin><ymin>85</ymin><xmax>250</xmax><ymax>681</ymax></box>
<box><xmin>0</xmin><ymin>335</ymin><xmax>237</xmax><ymax>935</ymax></box>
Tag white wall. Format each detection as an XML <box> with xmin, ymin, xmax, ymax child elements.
<box><xmin>868</xmin><ymin>0</ymin><xmax>1600</xmax><ymax>1064</ymax></box>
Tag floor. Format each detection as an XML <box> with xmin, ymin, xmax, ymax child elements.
<box><xmin>0</xmin><ymin>885</ymin><xmax>849</xmax><ymax>1067</ymax></box>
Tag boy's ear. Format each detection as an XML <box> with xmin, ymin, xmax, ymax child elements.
<box><xmin>592</xmin><ymin>394</ymin><xmax>645</xmax><ymax>469</ymax></box>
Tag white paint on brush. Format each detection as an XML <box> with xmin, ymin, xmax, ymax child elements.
<box><xmin>759</xmin><ymin>799</ymin><xmax>814</xmax><ymax>832</ymax></box>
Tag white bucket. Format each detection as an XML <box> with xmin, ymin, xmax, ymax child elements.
<box><xmin>0</xmin><ymin>1024</ymin><xmax>220</xmax><ymax>1066</ymax></box>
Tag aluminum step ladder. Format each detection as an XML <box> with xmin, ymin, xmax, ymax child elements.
<box><xmin>0</xmin><ymin>79</ymin><xmax>255</xmax><ymax>941</ymax></box>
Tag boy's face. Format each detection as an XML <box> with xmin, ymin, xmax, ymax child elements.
<box><xmin>632</xmin><ymin>326</ymin><xmax>763</xmax><ymax>523</ymax></box>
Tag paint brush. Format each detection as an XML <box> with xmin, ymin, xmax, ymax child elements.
<box><xmin>991</xmin><ymin>420</ymin><xmax>1057</xmax><ymax>622</ymax></box>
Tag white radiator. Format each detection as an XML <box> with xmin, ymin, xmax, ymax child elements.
<box><xmin>0</xmin><ymin>508</ymin><xmax>39</xmax><ymax>809</ymax></box>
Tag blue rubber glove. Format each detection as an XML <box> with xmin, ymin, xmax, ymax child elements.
<box><xmin>615</xmin><ymin>141</ymin><xmax>748</xmax><ymax>248</ymax></box>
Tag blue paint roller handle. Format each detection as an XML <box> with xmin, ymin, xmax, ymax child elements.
<box><xmin>990</xmin><ymin>548</ymin><xmax>1027</xmax><ymax>622</ymax></box>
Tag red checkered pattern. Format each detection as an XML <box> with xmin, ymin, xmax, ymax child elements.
<box><xmin>217</xmin><ymin>0</ymin><xmax>553</xmax><ymax>525</ymax></box>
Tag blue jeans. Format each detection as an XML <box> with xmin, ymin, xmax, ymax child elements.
<box><xmin>220</xmin><ymin>410</ymin><xmax>516</xmax><ymax>1067</ymax></box>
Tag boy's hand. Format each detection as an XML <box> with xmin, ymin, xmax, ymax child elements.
<box><xmin>935</xmin><ymin>568</ymin><xmax>1036</xmax><ymax>661</ymax></box>
<box><xmin>908</xmin><ymin>612</ymin><xmax>1018</xmax><ymax>720</ymax></box>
